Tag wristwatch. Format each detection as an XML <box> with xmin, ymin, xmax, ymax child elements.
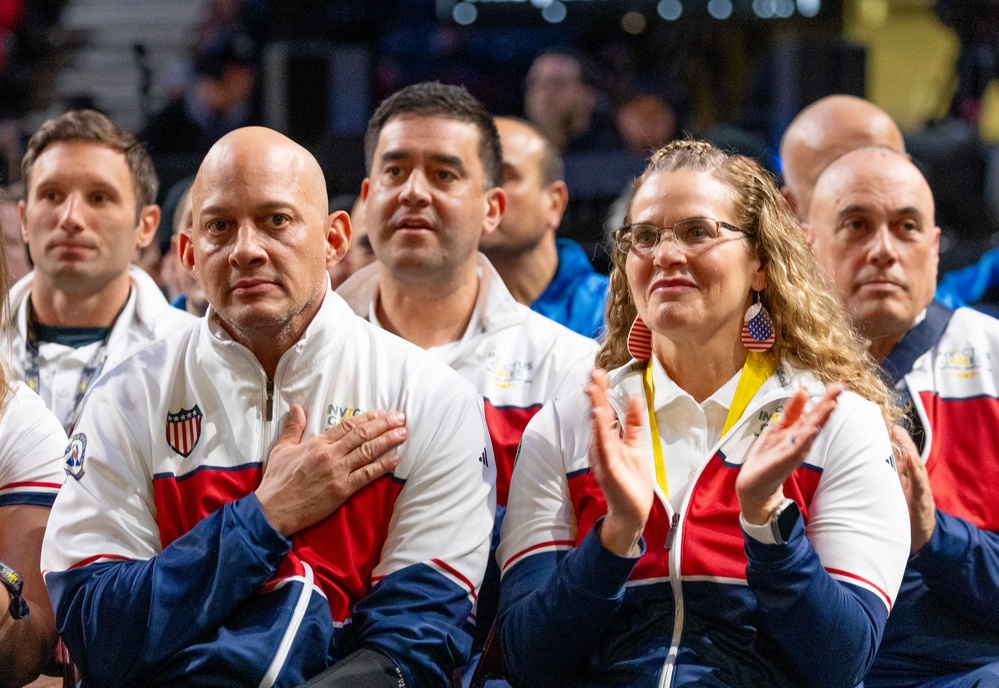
<box><xmin>770</xmin><ymin>498</ymin><xmax>800</xmax><ymax>546</ymax></box>
<box><xmin>0</xmin><ymin>561</ymin><xmax>29</xmax><ymax>620</ymax></box>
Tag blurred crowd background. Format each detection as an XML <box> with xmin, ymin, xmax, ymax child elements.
<box><xmin>1</xmin><ymin>0</ymin><xmax>998</xmax><ymax>284</ymax></box>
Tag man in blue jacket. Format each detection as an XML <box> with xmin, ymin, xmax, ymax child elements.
<box><xmin>480</xmin><ymin>116</ymin><xmax>608</xmax><ymax>339</ymax></box>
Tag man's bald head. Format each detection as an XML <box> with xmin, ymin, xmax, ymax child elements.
<box><xmin>181</xmin><ymin>126</ymin><xmax>349</xmax><ymax>364</ymax></box>
<box><xmin>780</xmin><ymin>95</ymin><xmax>905</xmax><ymax>221</ymax></box>
<box><xmin>805</xmin><ymin>146</ymin><xmax>939</xmax><ymax>360</ymax></box>
<box><xmin>193</xmin><ymin>127</ymin><xmax>329</xmax><ymax>219</ymax></box>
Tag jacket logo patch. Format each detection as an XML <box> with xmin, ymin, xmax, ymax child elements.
<box><xmin>485</xmin><ymin>353</ymin><xmax>533</xmax><ymax>390</ymax></box>
<box><xmin>940</xmin><ymin>347</ymin><xmax>990</xmax><ymax>379</ymax></box>
<box><xmin>166</xmin><ymin>406</ymin><xmax>203</xmax><ymax>457</ymax></box>
<box><xmin>64</xmin><ymin>433</ymin><xmax>87</xmax><ymax>481</ymax></box>
<box><xmin>755</xmin><ymin>404</ymin><xmax>785</xmax><ymax>437</ymax></box>
<box><xmin>326</xmin><ymin>404</ymin><xmax>365</xmax><ymax>427</ymax></box>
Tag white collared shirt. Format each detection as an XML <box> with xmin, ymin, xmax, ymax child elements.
<box><xmin>648</xmin><ymin>355</ymin><xmax>741</xmax><ymax>510</ymax></box>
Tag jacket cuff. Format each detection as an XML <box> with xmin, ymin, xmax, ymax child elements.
<box><xmin>567</xmin><ymin>517</ymin><xmax>644</xmax><ymax>599</ymax></box>
<box><xmin>232</xmin><ymin>493</ymin><xmax>293</xmax><ymax>564</ymax></box>
<box><xmin>909</xmin><ymin>510</ymin><xmax>972</xmax><ymax>582</ymax></box>
<box><xmin>744</xmin><ymin>515</ymin><xmax>804</xmax><ymax>564</ymax></box>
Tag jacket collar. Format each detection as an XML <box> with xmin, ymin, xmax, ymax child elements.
<box><xmin>335</xmin><ymin>253</ymin><xmax>525</xmax><ymax>356</ymax></box>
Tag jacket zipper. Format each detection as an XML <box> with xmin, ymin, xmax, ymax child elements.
<box><xmin>265</xmin><ymin>379</ymin><xmax>274</xmax><ymax>422</ymax></box>
<box><xmin>657</xmin><ymin>388</ymin><xmax>797</xmax><ymax>688</ymax></box>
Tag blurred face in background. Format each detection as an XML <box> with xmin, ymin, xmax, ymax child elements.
<box><xmin>523</xmin><ymin>54</ymin><xmax>595</xmax><ymax>148</ymax></box>
<box><xmin>328</xmin><ymin>195</ymin><xmax>377</xmax><ymax>289</ymax></box>
<box><xmin>1</xmin><ymin>196</ymin><xmax>30</xmax><ymax>283</ymax></box>
<box><xmin>480</xmin><ymin>118</ymin><xmax>565</xmax><ymax>258</ymax></box>
<box><xmin>163</xmin><ymin>186</ymin><xmax>208</xmax><ymax>315</ymax></box>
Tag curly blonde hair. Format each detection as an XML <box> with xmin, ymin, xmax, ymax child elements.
<box><xmin>595</xmin><ymin>139</ymin><xmax>899</xmax><ymax>429</ymax></box>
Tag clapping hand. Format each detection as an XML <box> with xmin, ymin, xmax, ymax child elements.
<box><xmin>891</xmin><ymin>424</ymin><xmax>935</xmax><ymax>553</ymax></box>
<box><xmin>736</xmin><ymin>384</ymin><xmax>843</xmax><ymax>526</ymax></box>
<box><xmin>586</xmin><ymin>368</ymin><xmax>654</xmax><ymax>557</ymax></box>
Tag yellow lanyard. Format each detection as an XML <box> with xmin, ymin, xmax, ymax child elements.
<box><xmin>643</xmin><ymin>351</ymin><xmax>776</xmax><ymax>498</ymax></box>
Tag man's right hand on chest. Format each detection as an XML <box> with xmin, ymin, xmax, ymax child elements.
<box><xmin>256</xmin><ymin>405</ymin><xmax>407</xmax><ymax>537</ymax></box>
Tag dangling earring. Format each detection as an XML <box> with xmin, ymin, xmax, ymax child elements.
<box><xmin>741</xmin><ymin>291</ymin><xmax>775</xmax><ymax>352</ymax></box>
<box><xmin>628</xmin><ymin>316</ymin><xmax>653</xmax><ymax>361</ymax></box>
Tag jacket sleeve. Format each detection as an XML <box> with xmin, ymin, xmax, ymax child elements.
<box><xmin>44</xmin><ymin>495</ymin><xmax>291</xmax><ymax>688</ymax></box>
<box><xmin>907</xmin><ymin>509</ymin><xmax>999</xmax><ymax>629</ymax></box>
<box><xmin>495</xmin><ymin>398</ymin><xmax>640</xmax><ymax>687</ymax></box>
<box><xmin>745</xmin><ymin>517</ymin><xmax>890</xmax><ymax>688</ymax></box>
<box><xmin>498</xmin><ymin>525</ymin><xmax>640</xmax><ymax>688</ymax></box>
<box><xmin>40</xmin><ymin>388</ymin><xmax>292</xmax><ymax>688</ymax></box>
<box><xmin>745</xmin><ymin>394</ymin><xmax>910</xmax><ymax>688</ymax></box>
<box><xmin>347</xmin><ymin>386</ymin><xmax>495</xmax><ymax>688</ymax></box>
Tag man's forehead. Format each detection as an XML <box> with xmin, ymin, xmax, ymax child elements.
<box><xmin>379</xmin><ymin>115</ymin><xmax>480</xmax><ymax>145</ymax></box>
<box><xmin>32</xmin><ymin>140</ymin><xmax>129</xmax><ymax>179</ymax></box>
<box><xmin>376</xmin><ymin>116</ymin><xmax>483</xmax><ymax>166</ymax></box>
<box><xmin>817</xmin><ymin>150</ymin><xmax>928</xmax><ymax>204</ymax></box>
<box><xmin>195</xmin><ymin>152</ymin><xmax>322</xmax><ymax>212</ymax></box>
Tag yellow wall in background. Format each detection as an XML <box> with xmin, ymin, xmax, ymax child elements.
<box><xmin>844</xmin><ymin>0</ymin><xmax>959</xmax><ymax>132</ymax></box>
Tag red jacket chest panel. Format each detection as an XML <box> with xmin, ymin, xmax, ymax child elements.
<box><xmin>921</xmin><ymin>390</ymin><xmax>999</xmax><ymax>531</ymax></box>
<box><xmin>154</xmin><ymin>469</ymin><xmax>402</xmax><ymax>621</ymax></box>
<box><xmin>484</xmin><ymin>401</ymin><xmax>541</xmax><ymax>507</ymax></box>
<box><xmin>566</xmin><ymin>454</ymin><xmax>821</xmax><ymax>581</ymax></box>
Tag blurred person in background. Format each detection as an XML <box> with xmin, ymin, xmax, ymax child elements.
<box><xmin>779</xmin><ymin>94</ymin><xmax>905</xmax><ymax>222</ymax></box>
<box><xmin>141</xmin><ymin>30</ymin><xmax>259</xmax><ymax>158</ymax></box>
<box><xmin>615</xmin><ymin>92</ymin><xmax>678</xmax><ymax>157</ymax></box>
<box><xmin>0</xmin><ymin>186</ymin><xmax>29</xmax><ymax>284</ymax></box>
<box><xmin>140</xmin><ymin>28</ymin><xmax>260</xmax><ymax>199</ymax></box>
<box><xmin>480</xmin><ymin>117</ymin><xmax>608</xmax><ymax>339</ymax></box>
<box><xmin>523</xmin><ymin>50</ymin><xmax>620</xmax><ymax>153</ymax></box>
<box><xmin>159</xmin><ymin>180</ymin><xmax>207</xmax><ymax>317</ymax></box>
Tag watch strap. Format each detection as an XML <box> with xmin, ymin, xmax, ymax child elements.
<box><xmin>0</xmin><ymin>561</ymin><xmax>28</xmax><ymax>620</ymax></box>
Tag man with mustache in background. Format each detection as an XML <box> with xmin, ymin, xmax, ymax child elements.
<box><xmin>805</xmin><ymin>146</ymin><xmax>999</xmax><ymax>687</ymax></box>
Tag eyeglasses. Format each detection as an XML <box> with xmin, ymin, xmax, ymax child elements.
<box><xmin>615</xmin><ymin>217</ymin><xmax>746</xmax><ymax>255</ymax></box>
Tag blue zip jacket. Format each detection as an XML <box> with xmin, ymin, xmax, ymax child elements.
<box><xmin>531</xmin><ymin>239</ymin><xmax>608</xmax><ymax>340</ymax></box>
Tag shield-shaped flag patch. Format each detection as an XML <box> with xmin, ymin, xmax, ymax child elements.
<box><xmin>166</xmin><ymin>405</ymin><xmax>203</xmax><ymax>457</ymax></box>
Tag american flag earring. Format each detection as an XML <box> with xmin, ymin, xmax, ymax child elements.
<box><xmin>627</xmin><ymin>316</ymin><xmax>653</xmax><ymax>361</ymax></box>
<box><xmin>741</xmin><ymin>292</ymin><xmax>775</xmax><ymax>352</ymax></box>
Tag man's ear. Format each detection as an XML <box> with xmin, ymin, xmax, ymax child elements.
<box><xmin>18</xmin><ymin>200</ymin><xmax>27</xmax><ymax>243</ymax></box>
<box><xmin>135</xmin><ymin>204</ymin><xmax>161</xmax><ymax>249</ymax></box>
<box><xmin>545</xmin><ymin>180</ymin><xmax>569</xmax><ymax>232</ymax></box>
<box><xmin>178</xmin><ymin>229</ymin><xmax>196</xmax><ymax>279</ymax></box>
<box><xmin>325</xmin><ymin>210</ymin><xmax>352</xmax><ymax>270</ymax></box>
<box><xmin>481</xmin><ymin>187</ymin><xmax>506</xmax><ymax>239</ymax></box>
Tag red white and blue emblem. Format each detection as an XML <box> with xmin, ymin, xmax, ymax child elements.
<box><xmin>741</xmin><ymin>302</ymin><xmax>775</xmax><ymax>352</ymax></box>
<box><xmin>64</xmin><ymin>433</ymin><xmax>87</xmax><ymax>481</ymax></box>
<box><xmin>166</xmin><ymin>405</ymin><xmax>203</xmax><ymax>457</ymax></box>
